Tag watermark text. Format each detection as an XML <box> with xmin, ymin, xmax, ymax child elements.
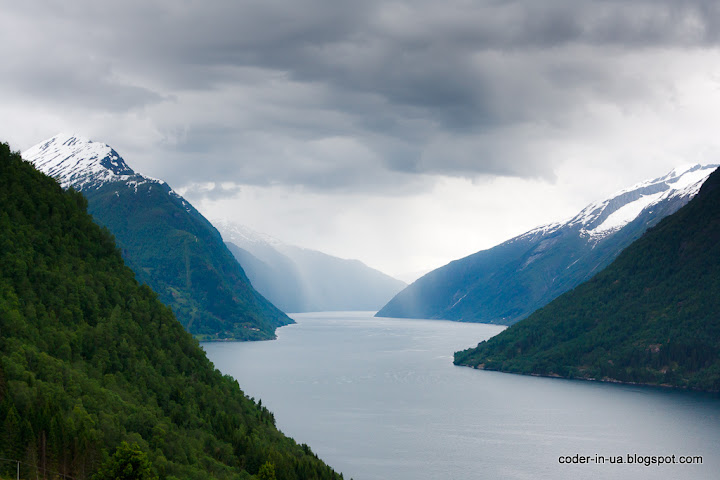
<box><xmin>558</xmin><ymin>453</ymin><xmax>703</xmax><ymax>466</ymax></box>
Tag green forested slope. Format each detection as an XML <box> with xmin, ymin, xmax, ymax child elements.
<box><xmin>83</xmin><ymin>181</ymin><xmax>291</xmax><ymax>341</ymax></box>
<box><xmin>0</xmin><ymin>143</ymin><xmax>341</xmax><ymax>479</ymax></box>
<box><xmin>454</xmin><ymin>167</ymin><xmax>720</xmax><ymax>392</ymax></box>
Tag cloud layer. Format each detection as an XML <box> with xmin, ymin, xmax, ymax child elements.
<box><xmin>4</xmin><ymin>1</ymin><xmax>720</xmax><ymax>274</ymax></box>
<box><xmin>4</xmin><ymin>1</ymin><xmax>719</xmax><ymax>187</ymax></box>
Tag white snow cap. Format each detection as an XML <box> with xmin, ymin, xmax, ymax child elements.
<box><xmin>520</xmin><ymin>163</ymin><xmax>718</xmax><ymax>240</ymax></box>
<box><xmin>580</xmin><ymin>164</ymin><xmax>718</xmax><ymax>237</ymax></box>
<box><xmin>23</xmin><ymin>133</ymin><xmax>141</xmax><ymax>191</ymax></box>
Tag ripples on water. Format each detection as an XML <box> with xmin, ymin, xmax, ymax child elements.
<box><xmin>203</xmin><ymin>312</ymin><xmax>720</xmax><ymax>480</ymax></box>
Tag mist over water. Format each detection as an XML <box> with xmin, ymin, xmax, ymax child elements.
<box><xmin>203</xmin><ymin>312</ymin><xmax>720</xmax><ymax>480</ymax></box>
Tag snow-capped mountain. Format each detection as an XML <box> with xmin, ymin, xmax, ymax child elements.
<box><xmin>23</xmin><ymin>134</ymin><xmax>291</xmax><ymax>340</ymax></box>
<box><xmin>377</xmin><ymin>164</ymin><xmax>718</xmax><ymax>324</ymax></box>
<box><xmin>23</xmin><ymin>133</ymin><xmax>142</xmax><ymax>190</ymax></box>
<box><xmin>22</xmin><ymin>133</ymin><xmax>200</xmax><ymax>210</ymax></box>
<box><xmin>521</xmin><ymin>164</ymin><xmax>716</xmax><ymax>241</ymax></box>
<box><xmin>454</xmin><ymin>166</ymin><xmax>720</xmax><ymax>391</ymax></box>
<box><xmin>214</xmin><ymin>219</ymin><xmax>407</xmax><ymax>313</ymax></box>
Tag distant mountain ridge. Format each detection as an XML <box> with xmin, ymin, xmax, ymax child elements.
<box><xmin>377</xmin><ymin>164</ymin><xmax>719</xmax><ymax>324</ymax></box>
<box><xmin>454</xmin><ymin>166</ymin><xmax>720</xmax><ymax>392</ymax></box>
<box><xmin>23</xmin><ymin>133</ymin><xmax>291</xmax><ymax>340</ymax></box>
<box><xmin>216</xmin><ymin>220</ymin><xmax>407</xmax><ymax>312</ymax></box>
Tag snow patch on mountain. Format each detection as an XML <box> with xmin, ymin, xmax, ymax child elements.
<box><xmin>22</xmin><ymin>133</ymin><xmax>170</xmax><ymax>195</ymax></box>
<box><xmin>519</xmin><ymin>164</ymin><xmax>717</xmax><ymax>242</ymax></box>
<box><xmin>580</xmin><ymin>164</ymin><xmax>716</xmax><ymax>238</ymax></box>
<box><xmin>23</xmin><ymin>133</ymin><xmax>131</xmax><ymax>190</ymax></box>
<box><xmin>591</xmin><ymin>191</ymin><xmax>664</xmax><ymax>235</ymax></box>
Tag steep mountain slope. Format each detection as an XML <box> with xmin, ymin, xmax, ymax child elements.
<box><xmin>23</xmin><ymin>134</ymin><xmax>291</xmax><ymax>340</ymax></box>
<box><xmin>454</xmin><ymin>166</ymin><xmax>720</xmax><ymax>392</ymax></box>
<box><xmin>0</xmin><ymin>142</ymin><xmax>341</xmax><ymax>479</ymax></box>
<box><xmin>377</xmin><ymin>164</ymin><xmax>718</xmax><ymax>324</ymax></box>
<box><xmin>217</xmin><ymin>221</ymin><xmax>406</xmax><ymax>312</ymax></box>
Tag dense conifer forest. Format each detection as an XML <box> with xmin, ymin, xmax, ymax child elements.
<box><xmin>0</xmin><ymin>143</ymin><xmax>342</xmax><ymax>479</ymax></box>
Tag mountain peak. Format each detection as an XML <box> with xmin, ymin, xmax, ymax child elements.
<box><xmin>574</xmin><ymin>163</ymin><xmax>718</xmax><ymax>238</ymax></box>
<box><xmin>520</xmin><ymin>163</ymin><xmax>719</xmax><ymax>241</ymax></box>
<box><xmin>22</xmin><ymin>133</ymin><xmax>136</xmax><ymax>190</ymax></box>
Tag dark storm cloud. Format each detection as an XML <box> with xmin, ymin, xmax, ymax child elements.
<box><xmin>4</xmin><ymin>0</ymin><xmax>720</xmax><ymax>189</ymax></box>
<box><xmin>0</xmin><ymin>3</ymin><xmax>167</xmax><ymax>112</ymax></box>
<box><xmin>2</xmin><ymin>66</ymin><xmax>166</xmax><ymax>113</ymax></box>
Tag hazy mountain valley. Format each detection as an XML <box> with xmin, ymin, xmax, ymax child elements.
<box><xmin>216</xmin><ymin>219</ymin><xmax>406</xmax><ymax>313</ymax></box>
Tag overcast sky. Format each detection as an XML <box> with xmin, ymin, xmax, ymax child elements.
<box><xmin>3</xmin><ymin>1</ymin><xmax>720</xmax><ymax>280</ymax></box>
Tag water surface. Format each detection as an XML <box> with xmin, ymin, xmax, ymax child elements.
<box><xmin>203</xmin><ymin>312</ymin><xmax>720</xmax><ymax>480</ymax></box>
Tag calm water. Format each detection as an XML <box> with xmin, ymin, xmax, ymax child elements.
<box><xmin>202</xmin><ymin>312</ymin><xmax>720</xmax><ymax>480</ymax></box>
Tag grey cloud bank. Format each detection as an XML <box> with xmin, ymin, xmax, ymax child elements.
<box><xmin>3</xmin><ymin>1</ymin><xmax>720</xmax><ymax>275</ymax></box>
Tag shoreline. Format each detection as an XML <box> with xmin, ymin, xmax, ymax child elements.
<box><xmin>456</xmin><ymin>362</ymin><xmax>720</xmax><ymax>394</ymax></box>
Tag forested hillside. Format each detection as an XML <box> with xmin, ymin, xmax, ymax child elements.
<box><xmin>0</xmin><ymin>143</ymin><xmax>341</xmax><ymax>479</ymax></box>
<box><xmin>24</xmin><ymin>134</ymin><xmax>291</xmax><ymax>341</ymax></box>
<box><xmin>455</xmin><ymin>167</ymin><xmax>720</xmax><ymax>392</ymax></box>
<box><xmin>82</xmin><ymin>180</ymin><xmax>291</xmax><ymax>341</ymax></box>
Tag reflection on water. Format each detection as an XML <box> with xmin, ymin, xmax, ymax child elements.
<box><xmin>203</xmin><ymin>312</ymin><xmax>720</xmax><ymax>480</ymax></box>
